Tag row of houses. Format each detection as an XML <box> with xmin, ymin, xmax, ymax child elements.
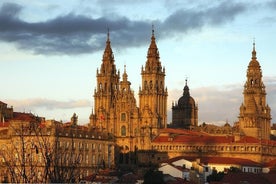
<box><xmin>158</xmin><ymin>156</ymin><xmax>276</xmax><ymax>183</ymax></box>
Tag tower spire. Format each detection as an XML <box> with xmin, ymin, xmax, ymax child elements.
<box><xmin>185</xmin><ymin>78</ymin><xmax>188</xmax><ymax>86</ymax></box>
<box><xmin>107</xmin><ymin>27</ymin><xmax>110</xmax><ymax>42</ymax></box>
<box><xmin>183</xmin><ymin>78</ymin><xmax>190</xmax><ymax>96</ymax></box>
<box><xmin>252</xmin><ymin>38</ymin><xmax>257</xmax><ymax>60</ymax></box>
<box><xmin>123</xmin><ymin>64</ymin><xmax>128</xmax><ymax>81</ymax></box>
<box><xmin>146</xmin><ymin>25</ymin><xmax>160</xmax><ymax>69</ymax></box>
<box><xmin>102</xmin><ymin>28</ymin><xmax>114</xmax><ymax>65</ymax></box>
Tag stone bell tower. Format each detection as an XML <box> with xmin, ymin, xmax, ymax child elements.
<box><xmin>90</xmin><ymin>31</ymin><xmax>120</xmax><ymax>133</ymax></box>
<box><xmin>139</xmin><ymin>28</ymin><xmax>168</xmax><ymax>149</ymax></box>
<box><xmin>238</xmin><ymin>42</ymin><xmax>271</xmax><ymax>140</ymax></box>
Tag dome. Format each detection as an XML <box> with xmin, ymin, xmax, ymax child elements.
<box><xmin>249</xmin><ymin>59</ymin><xmax>260</xmax><ymax>68</ymax></box>
<box><xmin>177</xmin><ymin>79</ymin><xmax>195</xmax><ymax>108</ymax></box>
<box><xmin>178</xmin><ymin>95</ymin><xmax>195</xmax><ymax>108</ymax></box>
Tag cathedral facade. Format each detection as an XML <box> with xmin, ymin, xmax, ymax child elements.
<box><xmin>89</xmin><ymin>29</ymin><xmax>168</xmax><ymax>159</ymax></box>
<box><xmin>89</xmin><ymin>29</ymin><xmax>275</xmax><ymax>165</ymax></box>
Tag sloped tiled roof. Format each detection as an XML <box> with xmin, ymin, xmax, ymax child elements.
<box><xmin>0</xmin><ymin>122</ymin><xmax>9</xmax><ymax>128</ymax></box>
<box><xmin>236</xmin><ymin>136</ymin><xmax>276</xmax><ymax>146</ymax></box>
<box><xmin>159</xmin><ymin>128</ymin><xmax>208</xmax><ymax>136</ymax></box>
<box><xmin>12</xmin><ymin>112</ymin><xmax>38</xmax><ymax>122</ymax></box>
<box><xmin>263</xmin><ymin>159</ymin><xmax>276</xmax><ymax>167</ymax></box>
<box><xmin>153</xmin><ymin>128</ymin><xmax>276</xmax><ymax>145</ymax></box>
<box><xmin>220</xmin><ymin>173</ymin><xmax>276</xmax><ymax>184</ymax></box>
<box><xmin>153</xmin><ymin>134</ymin><xmax>234</xmax><ymax>144</ymax></box>
<box><xmin>200</xmin><ymin>157</ymin><xmax>261</xmax><ymax>167</ymax></box>
<box><xmin>163</xmin><ymin>156</ymin><xmax>261</xmax><ymax>167</ymax></box>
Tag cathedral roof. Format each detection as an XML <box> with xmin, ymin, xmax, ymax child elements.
<box><xmin>153</xmin><ymin>129</ymin><xmax>276</xmax><ymax>146</ymax></box>
<box><xmin>153</xmin><ymin>134</ymin><xmax>234</xmax><ymax>144</ymax></box>
<box><xmin>159</xmin><ymin>128</ymin><xmax>208</xmax><ymax>136</ymax></box>
<box><xmin>178</xmin><ymin>79</ymin><xmax>196</xmax><ymax>107</ymax></box>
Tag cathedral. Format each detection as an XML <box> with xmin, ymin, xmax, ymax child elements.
<box><xmin>89</xmin><ymin>28</ymin><xmax>275</xmax><ymax>164</ymax></box>
<box><xmin>89</xmin><ymin>29</ymin><xmax>167</xmax><ymax>157</ymax></box>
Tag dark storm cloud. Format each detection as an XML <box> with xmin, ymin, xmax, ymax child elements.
<box><xmin>161</xmin><ymin>2</ymin><xmax>246</xmax><ymax>36</ymax></box>
<box><xmin>0</xmin><ymin>1</ymin><xmax>248</xmax><ymax>55</ymax></box>
<box><xmin>267</xmin><ymin>0</ymin><xmax>276</xmax><ymax>9</ymax></box>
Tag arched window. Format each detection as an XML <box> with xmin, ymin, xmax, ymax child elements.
<box><xmin>150</xmin><ymin>80</ymin><xmax>153</xmax><ymax>89</ymax></box>
<box><xmin>121</xmin><ymin>126</ymin><xmax>126</xmax><ymax>136</ymax></box>
<box><xmin>144</xmin><ymin>81</ymin><xmax>148</xmax><ymax>89</ymax></box>
<box><xmin>121</xmin><ymin>113</ymin><xmax>126</xmax><ymax>121</ymax></box>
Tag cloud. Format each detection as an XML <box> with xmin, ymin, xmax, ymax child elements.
<box><xmin>0</xmin><ymin>1</ymin><xmax>248</xmax><ymax>55</ymax></box>
<box><xmin>161</xmin><ymin>2</ymin><xmax>246</xmax><ymax>36</ymax></box>
<box><xmin>267</xmin><ymin>0</ymin><xmax>276</xmax><ymax>9</ymax></box>
<box><xmin>5</xmin><ymin>98</ymin><xmax>90</xmax><ymax>111</ymax></box>
<box><xmin>3</xmin><ymin>98</ymin><xmax>91</xmax><ymax>123</ymax></box>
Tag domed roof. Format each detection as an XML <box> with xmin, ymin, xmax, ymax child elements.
<box><xmin>178</xmin><ymin>79</ymin><xmax>196</xmax><ymax>108</ymax></box>
<box><xmin>178</xmin><ymin>95</ymin><xmax>195</xmax><ymax>108</ymax></box>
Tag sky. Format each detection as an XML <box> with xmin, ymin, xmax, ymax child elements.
<box><xmin>1</xmin><ymin>0</ymin><xmax>276</xmax><ymax>125</ymax></box>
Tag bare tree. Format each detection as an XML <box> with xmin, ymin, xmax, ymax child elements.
<box><xmin>0</xmin><ymin>118</ymin><xmax>82</xmax><ymax>183</ymax></box>
<box><xmin>48</xmin><ymin>123</ymin><xmax>82</xmax><ymax>183</ymax></box>
<box><xmin>0</xmin><ymin>119</ymin><xmax>50</xmax><ymax>183</ymax></box>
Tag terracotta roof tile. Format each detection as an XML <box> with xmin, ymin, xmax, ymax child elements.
<box><xmin>12</xmin><ymin>112</ymin><xmax>38</xmax><ymax>122</ymax></box>
<box><xmin>264</xmin><ymin>159</ymin><xmax>276</xmax><ymax>167</ymax></box>
<box><xmin>164</xmin><ymin>156</ymin><xmax>261</xmax><ymax>167</ymax></box>
<box><xmin>153</xmin><ymin>134</ymin><xmax>234</xmax><ymax>144</ymax></box>
<box><xmin>160</xmin><ymin>128</ymin><xmax>208</xmax><ymax>136</ymax></box>
<box><xmin>153</xmin><ymin>129</ymin><xmax>276</xmax><ymax>146</ymax></box>
<box><xmin>0</xmin><ymin>122</ymin><xmax>9</xmax><ymax>128</ymax></box>
<box><xmin>221</xmin><ymin>173</ymin><xmax>276</xmax><ymax>184</ymax></box>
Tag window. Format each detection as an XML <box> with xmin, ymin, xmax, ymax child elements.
<box><xmin>73</xmin><ymin>142</ymin><xmax>75</xmax><ymax>149</ymax></box>
<box><xmin>121</xmin><ymin>113</ymin><xmax>126</xmax><ymax>121</ymax></box>
<box><xmin>150</xmin><ymin>80</ymin><xmax>153</xmax><ymax>89</ymax></box>
<box><xmin>121</xmin><ymin>125</ymin><xmax>126</xmax><ymax>136</ymax></box>
<box><xmin>79</xmin><ymin>142</ymin><xmax>82</xmax><ymax>149</ymax></box>
<box><xmin>86</xmin><ymin>154</ymin><xmax>89</xmax><ymax>164</ymax></box>
<box><xmin>92</xmin><ymin>155</ymin><xmax>96</xmax><ymax>164</ymax></box>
